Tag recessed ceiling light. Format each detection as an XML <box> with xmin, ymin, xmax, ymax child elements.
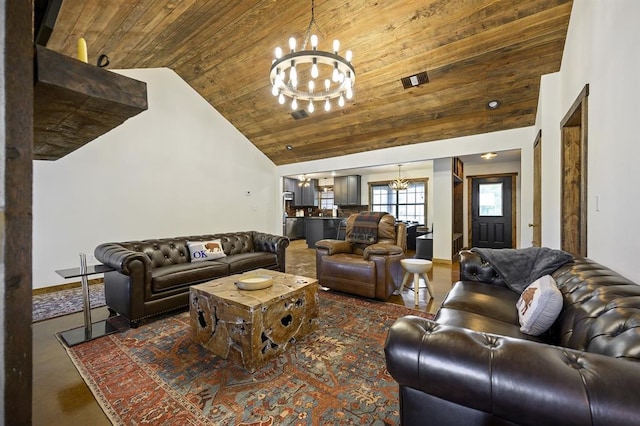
<box><xmin>285</xmin><ymin>145</ymin><xmax>293</xmax><ymax>150</ymax></box>
<box><xmin>486</xmin><ymin>100</ymin><xmax>501</xmax><ymax>110</ymax></box>
<box><xmin>481</xmin><ymin>152</ymin><xmax>498</xmax><ymax>160</ymax></box>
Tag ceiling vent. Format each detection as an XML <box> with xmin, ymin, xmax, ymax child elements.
<box><xmin>290</xmin><ymin>109</ymin><xmax>309</xmax><ymax>120</ymax></box>
<box><xmin>401</xmin><ymin>71</ymin><xmax>429</xmax><ymax>89</ymax></box>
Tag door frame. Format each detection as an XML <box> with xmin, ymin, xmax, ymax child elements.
<box><xmin>467</xmin><ymin>172</ymin><xmax>518</xmax><ymax>249</ymax></box>
<box><xmin>560</xmin><ymin>84</ymin><xmax>589</xmax><ymax>257</ymax></box>
<box><xmin>532</xmin><ymin>130</ymin><xmax>542</xmax><ymax>246</ymax></box>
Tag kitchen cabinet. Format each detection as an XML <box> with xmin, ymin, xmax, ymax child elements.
<box><xmin>334</xmin><ymin>175</ymin><xmax>361</xmax><ymax>206</ymax></box>
<box><xmin>284</xmin><ymin>177</ymin><xmax>298</xmax><ymax>193</ymax></box>
<box><xmin>286</xmin><ymin>178</ymin><xmax>318</xmax><ymax>206</ymax></box>
<box><xmin>301</xmin><ymin>179</ymin><xmax>318</xmax><ymax>206</ymax></box>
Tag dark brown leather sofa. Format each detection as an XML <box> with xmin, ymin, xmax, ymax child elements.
<box><xmin>385</xmin><ymin>250</ymin><xmax>640</xmax><ymax>426</ymax></box>
<box><xmin>95</xmin><ymin>231</ymin><xmax>289</xmax><ymax>327</ymax></box>
<box><xmin>315</xmin><ymin>213</ymin><xmax>406</xmax><ymax>300</ymax></box>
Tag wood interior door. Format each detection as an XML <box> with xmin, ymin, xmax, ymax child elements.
<box><xmin>561</xmin><ymin>85</ymin><xmax>589</xmax><ymax>257</ymax></box>
<box><xmin>532</xmin><ymin>131</ymin><xmax>542</xmax><ymax>246</ymax></box>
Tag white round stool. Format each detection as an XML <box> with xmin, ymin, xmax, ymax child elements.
<box><xmin>400</xmin><ymin>258</ymin><xmax>433</xmax><ymax>306</ymax></box>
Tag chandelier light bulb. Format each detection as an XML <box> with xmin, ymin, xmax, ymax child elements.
<box><xmin>333</xmin><ymin>39</ymin><xmax>340</xmax><ymax>53</ymax></box>
<box><xmin>324</xmin><ymin>98</ymin><xmax>331</xmax><ymax>111</ymax></box>
<box><xmin>308</xmin><ymin>80</ymin><xmax>315</xmax><ymax>93</ymax></box>
<box><xmin>310</xmin><ymin>34</ymin><xmax>318</xmax><ymax>49</ymax></box>
<box><xmin>338</xmin><ymin>93</ymin><xmax>345</xmax><ymax>107</ymax></box>
<box><xmin>308</xmin><ymin>99</ymin><xmax>314</xmax><ymax>113</ymax></box>
<box><xmin>324</xmin><ymin>79</ymin><xmax>331</xmax><ymax>91</ymax></box>
<box><xmin>291</xmin><ymin>96</ymin><xmax>298</xmax><ymax>110</ymax></box>
<box><xmin>271</xmin><ymin>84</ymin><xmax>279</xmax><ymax>96</ymax></box>
<box><xmin>332</xmin><ymin>63</ymin><xmax>340</xmax><ymax>82</ymax></box>
<box><xmin>289</xmin><ymin>37</ymin><xmax>296</xmax><ymax>52</ymax></box>
<box><xmin>275</xmin><ymin>46</ymin><xmax>283</xmax><ymax>59</ymax></box>
<box><xmin>278</xmin><ymin>92</ymin><xmax>285</xmax><ymax>104</ymax></box>
<box><xmin>311</xmin><ymin>58</ymin><xmax>319</xmax><ymax>78</ymax></box>
<box><xmin>346</xmin><ymin>87</ymin><xmax>353</xmax><ymax>99</ymax></box>
<box><xmin>346</xmin><ymin>50</ymin><xmax>353</xmax><ymax>62</ymax></box>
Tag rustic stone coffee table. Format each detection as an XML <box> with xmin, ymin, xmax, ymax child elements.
<box><xmin>189</xmin><ymin>269</ymin><xmax>319</xmax><ymax>372</ymax></box>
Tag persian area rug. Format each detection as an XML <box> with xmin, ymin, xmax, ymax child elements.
<box><xmin>33</xmin><ymin>283</ymin><xmax>106</xmax><ymax>322</ymax></box>
<box><xmin>64</xmin><ymin>291</ymin><xmax>433</xmax><ymax>425</ymax></box>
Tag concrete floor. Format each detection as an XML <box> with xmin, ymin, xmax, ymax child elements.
<box><xmin>32</xmin><ymin>239</ymin><xmax>459</xmax><ymax>424</ymax></box>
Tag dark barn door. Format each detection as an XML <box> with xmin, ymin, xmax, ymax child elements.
<box><xmin>471</xmin><ymin>176</ymin><xmax>513</xmax><ymax>248</ymax></box>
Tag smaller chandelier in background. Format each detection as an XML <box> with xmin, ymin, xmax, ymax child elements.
<box><xmin>389</xmin><ymin>165</ymin><xmax>411</xmax><ymax>191</ymax></box>
<box><xmin>270</xmin><ymin>0</ymin><xmax>355</xmax><ymax>113</ymax></box>
<box><xmin>298</xmin><ymin>175</ymin><xmax>311</xmax><ymax>187</ymax></box>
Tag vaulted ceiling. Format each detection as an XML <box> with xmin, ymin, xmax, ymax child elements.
<box><xmin>45</xmin><ymin>0</ymin><xmax>573</xmax><ymax>165</ymax></box>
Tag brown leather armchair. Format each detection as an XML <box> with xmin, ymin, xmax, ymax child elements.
<box><xmin>315</xmin><ymin>213</ymin><xmax>406</xmax><ymax>300</ymax></box>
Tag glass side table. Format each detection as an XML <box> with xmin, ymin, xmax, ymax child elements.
<box><xmin>56</xmin><ymin>253</ymin><xmax>117</xmax><ymax>347</ymax></box>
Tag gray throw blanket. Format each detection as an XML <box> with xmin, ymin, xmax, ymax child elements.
<box><xmin>470</xmin><ymin>247</ymin><xmax>573</xmax><ymax>294</ymax></box>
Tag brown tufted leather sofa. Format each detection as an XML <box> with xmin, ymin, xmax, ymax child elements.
<box><xmin>95</xmin><ymin>231</ymin><xmax>289</xmax><ymax>327</ymax></box>
<box><xmin>315</xmin><ymin>213</ymin><xmax>406</xmax><ymax>300</ymax></box>
<box><xmin>385</xmin><ymin>250</ymin><xmax>640</xmax><ymax>425</ymax></box>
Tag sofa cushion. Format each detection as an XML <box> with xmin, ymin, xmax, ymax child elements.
<box><xmin>187</xmin><ymin>239</ymin><xmax>227</xmax><ymax>262</ymax></box>
<box><xmin>517</xmin><ymin>275</ymin><xmax>563</xmax><ymax>336</ymax></box>
<box><xmin>440</xmin><ymin>281</ymin><xmax>520</xmax><ymax>324</ymax></box>
<box><xmin>215</xmin><ymin>252</ymin><xmax>278</xmax><ymax>274</ymax></box>
<box><xmin>434</xmin><ymin>307</ymin><xmax>549</xmax><ymax>343</ymax></box>
<box><xmin>151</xmin><ymin>261</ymin><xmax>229</xmax><ymax>292</ymax></box>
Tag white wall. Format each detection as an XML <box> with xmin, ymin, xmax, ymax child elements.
<box><xmin>33</xmin><ymin>68</ymin><xmax>278</xmax><ymax>289</ymax></box>
<box><xmin>278</xmin><ymin>126</ymin><xmax>536</xmax><ymax>255</ymax></box>
<box><xmin>537</xmin><ymin>0</ymin><xmax>640</xmax><ymax>281</ymax></box>
<box><xmin>536</xmin><ymin>72</ymin><xmax>562</xmax><ymax>248</ymax></box>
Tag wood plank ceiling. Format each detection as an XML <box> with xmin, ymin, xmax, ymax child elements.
<box><xmin>45</xmin><ymin>0</ymin><xmax>573</xmax><ymax>166</ymax></box>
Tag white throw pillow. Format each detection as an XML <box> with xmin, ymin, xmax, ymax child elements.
<box><xmin>516</xmin><ymin>275</ymin><xmax>563</xmax><ymax>336</ymax></box>
<box><xmin>187</xmin><ymin>239</ymin><xmax>226</xmax><ymax>262</ymax></box>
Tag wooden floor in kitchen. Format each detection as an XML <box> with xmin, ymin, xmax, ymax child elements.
<box><xmin>32</xmin><ymin>239</ymin><xmax>459</xmax><ymax>425</ymax></box>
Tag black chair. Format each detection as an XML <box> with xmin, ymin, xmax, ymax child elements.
<box><xmin>336</xmin><ymin>218</ymin><xmax>348</xmax><ymax>240</ymax></box>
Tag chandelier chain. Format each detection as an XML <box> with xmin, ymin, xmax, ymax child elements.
<box><xmin>302</xmin><ymin>0</ymin><xmax>325</xmax><ymax>50</ymax></box>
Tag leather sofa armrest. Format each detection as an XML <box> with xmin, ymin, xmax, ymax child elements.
<box><xmin>252</xmin><ymin>232</ymin><xmax>290</xmax><ymax>253</ymax></box>
<box><xmin>363</xmin><ymin>243</ymin><xmax>403</xmax><ymax>260</ymax></box>
<box><xmin>458</xmin><ymin>249</ymin><xmax>507</xmax><ymax>287</ymax></box>
<box><xmin>385</xmin><ymin>316</ymin><xmax>640</xmax><ymax>426</ymax></box>
<box><xmin>316</xmin><ymin>239</ymin><xmax>353</xmax><ymax>255</ymax></box>
<box><xmin>252</xmin><ymin>232</ymin><xmax>289</xmax><ymax>273</ymax></box>
<box><xmin>94</xmin><ymin>243</ymin><xmax>151</xmax><ymax>275</ymax></box>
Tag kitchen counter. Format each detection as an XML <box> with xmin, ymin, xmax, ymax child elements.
<box><xmin>305</xmin><ymin>217</ymin><xmax>344</xmax><ymax>248</ymax></box>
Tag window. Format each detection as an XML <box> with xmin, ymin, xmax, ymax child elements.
<box><xmin>319</xmin><ymin>189</ymin><xmax>334</xmax><ymax>210</ymax></box>
<box><xmin>370</xmin><ymin>180</ymin><xmax>426</xmax><ymax>223</ymax></box>
<box><xmin>479</xmin><ymin>183</ymin><xmax>503</xmax><ymax>216</ymax></box>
